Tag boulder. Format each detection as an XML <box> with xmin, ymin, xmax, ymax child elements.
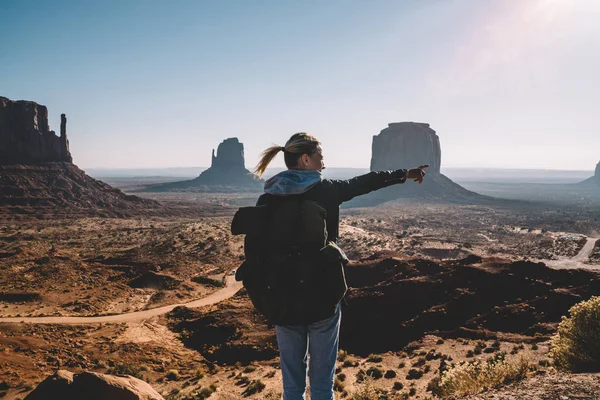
<box><xmin>25</xmin><ymin>370</ymin><xmax>164</xmax><ymax>400</ymax></box>
<box><xmin>24</xmin><ymin>370</ymin><xmax>74</xmax><ymax>400</ymax></box>
<box><xmin>0</xmin><ymin>97</ymin><xmax>72</xmax><ymax>165</ymax></box>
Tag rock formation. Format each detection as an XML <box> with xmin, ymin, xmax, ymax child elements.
<box><xmin>24</xmin><ymin>370</ymin><xmax>164</xmax><ymax>400</ymax></box>
<box><xmin>0</xmin><ymin>97</ymin><xmax>72</xmax><ymax>164</ymax></box>
<box><xmin>370</xmin><ymin>122</ymin><xmax>441</xmax><ymax>173</ymax></box>
<box><xmin>0</xmin><ymin>96</ymin><xmax>160</xmax><ymax>217</ymax></box>
<box><xmin>346</xmin><ymin>122</ymin><xmax>483</xmax><ymax>207</ymax></box>
<box><xmin>211</xmin><ymin>137</ymin><xmax>245</xmax><ymax>169</ymax></box>
<box><xmin>139</xmin><ymin>137</ymin><xmax>262</xmax><ymax>192</ymax></box>
<box><xmin>578</xmin><ymin>160</ymin><xmax>600</xmax><ymax>189</ymax></box>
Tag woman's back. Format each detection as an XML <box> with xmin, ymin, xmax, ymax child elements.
<box><xmin>258</xmin><ymin>169</ymin><xmax>408</xmax><ymax>242</ymax></box>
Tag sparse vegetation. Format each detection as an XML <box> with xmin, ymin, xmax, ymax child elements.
<box><xmin>550</xmin><ymin>296</ymin><xmax>600</xmax><ymax>371</ymax></box>
<box><xmin>242</xmin><ymin>365</ymin><xmax>256</xmax><ymax>373</ymax></box>
<box><xmin>406</xmin><ymin>369</ymin><xmax>423</xmax><ymax>380</ymax></box>
<box><xmin>384</xmin><ymin>370</ymin><xmax>396</xmax><ymax>379</ymax></box>
<box><xmin>166</xmin><ymin>369</ymin><xmax>180</xmax><ymax>381</ymax></box>
<box><xmin>412</xmin><ymin>357</ymin><xmax>426</xmax><ymax>367</ymax></box>
<box><xmin>365</xmin><ymin>366</ymin><xmax>383</xmax><ymax>379</ymax></box>
<box><xmin>349</xmin><ymin>377</ymin><xmax>389</xmax><ymax>400</ymax></box>
<box><xmin>242</xmin><ymin>379</ymin><xmax>265</xmax><ymax>396</ymax></box>
<box><xmin>106</xmin><ymin>363</ymin><xmax>144</xmax><ymax>379</ymax></box>
<box><xmin>334</xmin><ymin>375</ymin><xmax>346</xmax><ymax>392</ymax></box>
<box><xmin>427</xmin><ymin>352</ymin><xmax>531</xmax><ymax>397</ymax></box>
<box><xmin>366</xmin><ymin>354</ymin><xmax>383</xmax><ymax>363</ymax></box>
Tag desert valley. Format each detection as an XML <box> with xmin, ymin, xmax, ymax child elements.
<box><xmin>1</xmin><ymin>97</ymin><xmax>599</xmax><ymax>400</ymax></box>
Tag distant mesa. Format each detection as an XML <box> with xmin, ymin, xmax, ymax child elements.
<box><xmin>346</xmin><ymin>122</ymin><xmax>484</xmax><ymax>207</ymax></box>
<box><xmin>370</xmin><ymin>122</ymin><xmax>442</xmax><ymax>173</ymax></box>
<box><xmin>0</xmin><ymin>96</ymin><xmax>158</xmax><ymax>218</ymax></box>
<box><xmin>0</xmin><ymin>97</ymin><xmax>72</xmax><ymax>165</ymax></box>
<box><xmin>138</xmin><ymin>137</ymin><xmax>263</xmax><ymax>192</ymax></box>
<box><xmin>578</xmin><ymin>160</ymin><xmax>600</xmax><ymax>189</ymax></box>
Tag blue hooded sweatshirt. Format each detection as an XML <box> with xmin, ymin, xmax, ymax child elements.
<box><xmin>264</xmin><ymin>169</ymin><xmax>322</xmax><ymax>196</ymax></box>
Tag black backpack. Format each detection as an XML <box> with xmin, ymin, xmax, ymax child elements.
<box><xmin>231</xmin><ymin>197</ymin><xmax>348</xmax><ymax>325</ymax></box>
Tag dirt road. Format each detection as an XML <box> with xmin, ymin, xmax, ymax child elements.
<box><xmin>544</xmin><ymin>237</ymin><xmax>600</xmax><ymax>270</ymax></box>
<box><xmin>0</xmin><ymin>276</ymin><xmax>243</xmax><ymax>324</ymax></box>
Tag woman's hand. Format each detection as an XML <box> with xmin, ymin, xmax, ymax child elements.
<box><xmin>406</xmin><ymin>164</ymin><xmax>429</xmax><ymax>184</ymax></box>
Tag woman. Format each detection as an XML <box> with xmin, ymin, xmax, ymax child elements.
<box><xmin>254</xmin><ymin>132</ymin><xmax>427</xmax><ymax>400</ymax></box>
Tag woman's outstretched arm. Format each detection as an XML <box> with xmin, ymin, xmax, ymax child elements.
<box><xmin>327</xmin><ymin>164</ymin><xmax>429</xmax><ymax>204</ymax></box>
<box><xmin>328</xmin><ymin>169</ymin><xmax>408</xmax><ymax>203</ymax></box>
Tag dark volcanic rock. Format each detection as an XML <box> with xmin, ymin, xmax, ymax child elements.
<box><xmin>128</xmin><ymin>271</ymin><xmax>181</xmax><ymax>290</ymax></box>
<box><xmin>340</xmin><ymin>258</ymin><xmax>600</xmax><ymax>356</ymax></box>
<box><xmin>346</xmin><ymin>122</ymin><xmax>483</xmax><ymax>206</ymax></box>
<box><xmin>0</xmin><ymin>97</ymin><xmax>72</xmax><ymax>165</ymax></box>
<box><xmin>25</xmin><ymin>370</ymin><xmax>164</xmax><ymax>400</ymax></box>
<box><xmin>167</xmin><ymin>294</ymin><xmax>279</xmax><ymax>365</ymax></box>
<box><xmin>139</xmin><ymin>137</ymin><xmax>263</xmax><ymax>192</ymax></box>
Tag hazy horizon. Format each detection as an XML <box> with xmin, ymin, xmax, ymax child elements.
<box><xmin>2</xmin><ymin>0</ymin><xmax>599</xmax><ymax>171</ymax></box>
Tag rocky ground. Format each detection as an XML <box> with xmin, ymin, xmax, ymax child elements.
<box><xmin>464</xmin><ymin>373</ymin><xmax>600</xmax><ymax>400</ymax></box>
<box><xmin>0</xmin><ymin>217</ymin><xmax>242</xmax><ymax>318</ymax></box>
<box><xmin>1</xmin><ymin>196</ymin><xmax>599</xmax><ymax>399</ymax></box>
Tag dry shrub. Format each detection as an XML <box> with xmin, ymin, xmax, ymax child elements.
<box><xmin>213</xmin><ymin>390</ymin><xmax>281</xmax><ymax>400</ymax></box>
<box><xmin>427</xmin><ymin>352</ymin><xmax>531</xmax><ymax>397</ymax></box>
<box><xmin>349</xmin><ymin>377</ymin><xmax>387</xmax><ymax>400</ymax></box>
<box><xmin>550</xmin><ymin>296</ymin><xmax>600</xmax><ymax>372</ymax></box>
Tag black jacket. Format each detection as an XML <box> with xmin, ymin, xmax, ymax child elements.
<box><xmin>257</xmin><ymin>169</ymin><xmax>407</xmax><ymax>243</ymax></box>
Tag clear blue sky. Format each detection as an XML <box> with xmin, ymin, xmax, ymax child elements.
<box><xmin>2</xmin><ymin>0</ymin><xmax>598</xmax><ymax>170</ymax></box>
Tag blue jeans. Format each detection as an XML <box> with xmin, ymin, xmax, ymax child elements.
<box><xmin>275</xmin><ymin>304</ymin><xmax>341</xmax><ymax>400</ymax></box>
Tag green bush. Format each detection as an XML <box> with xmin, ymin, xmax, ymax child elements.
<box><xmin>550</xmin><ymin>296</ymin><xmax>600</xmax><ymax>372</ymax></box>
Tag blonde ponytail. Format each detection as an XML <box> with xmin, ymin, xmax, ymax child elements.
<box><xmin>254</xmin><ymin>145</ymin><xmax>284</xmax><ymax>178</ymax></box>
<box><xmin>254</xmin><ymin>133</ymin><xmax>321</xmax><ymax>178</ymax></box>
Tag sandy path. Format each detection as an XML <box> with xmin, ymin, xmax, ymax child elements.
<box><xmin>478</xmin><ymin>233</ymin><xmax>497</xmax><ymax>242</ymax></box>
<box><xmin>0</xmin><ymin>276</ymin><xmax>243</xmax><ymax>324</ymax></box>
<box><xmin>544</xmin><ymin>237</ymin><xmax>600</xmax><ymax>270</ymax></box>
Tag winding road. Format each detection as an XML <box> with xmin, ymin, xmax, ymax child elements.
<box><xmin>544</xmin><ymin>237</ymin><xmax>600</xmax><ymax>270</ymax></box>
<box><xmin>0</xmin><ymin>276</ymin><xmax>243</xmax><ymax>324</ymax></box>
<box><xmin>1</xmin><ymin>237</ymin><xmax>597</xmax><ymax>325</ymax></box>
